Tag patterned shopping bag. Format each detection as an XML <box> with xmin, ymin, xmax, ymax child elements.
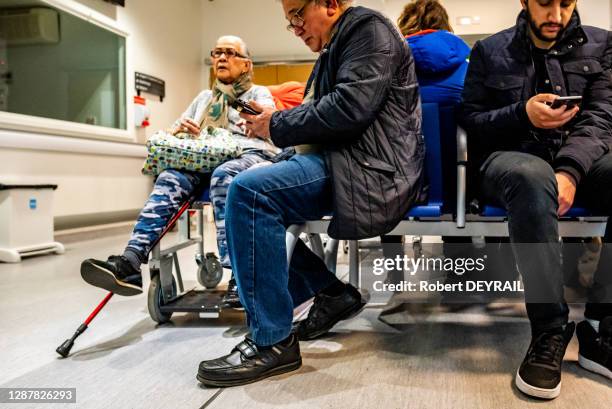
<box><xmin>142</xmin><ymin>127</ymin><xmax>242</xmax><ymax>176</ymax></box>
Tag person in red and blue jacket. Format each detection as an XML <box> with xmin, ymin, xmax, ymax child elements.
<box><xmin>398</xmin><ymin>0</ymin><xmax>470</xmax><ymax>105</ymax></box>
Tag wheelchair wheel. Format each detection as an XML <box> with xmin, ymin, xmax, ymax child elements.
<box><xmin>147</xmin><ymin>273</ymin><xmax>176</xmax><ymax>324</ymax></box>
<box><xmin>196</xmin><ymin>252</ymin><xmax>223</xmax><ymax>289</ymax></box>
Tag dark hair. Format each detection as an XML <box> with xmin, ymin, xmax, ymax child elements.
<box><xmin>397</xmin><ymin>0</ymin><xmax>453</xmax><ymax>36</ymax></box>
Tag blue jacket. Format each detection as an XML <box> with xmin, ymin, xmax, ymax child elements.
<box><xmin>407</xmin><ymin>30</ymin><xmax>470</xmax><ymax>105</ymax></box>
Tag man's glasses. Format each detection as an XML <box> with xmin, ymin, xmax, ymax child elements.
<box><xmin>286</xmin><ymin>1</ymin><xmax>311</xmax><ymax>32</ymax></box>
<box><xmin>210</xmin><ymin>48</ymin><xmax>248</xmax><ymax>59</ymax></box>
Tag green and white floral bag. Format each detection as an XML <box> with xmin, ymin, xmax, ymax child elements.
<box><xmin>142</xmin><ymin>126</ymin><xmax>242</xmax><ymax>176</ymax></box>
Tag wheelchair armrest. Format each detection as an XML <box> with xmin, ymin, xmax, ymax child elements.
<box><xmin>456</xmin><ymin>126</ymin><xmax>468</xmax><ymax>228</ymax></box>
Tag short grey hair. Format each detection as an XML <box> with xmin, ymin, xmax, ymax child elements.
<box><xmin>215</xmin><ymin>35</ymin><xmax>251</xmax><ymax>58</ymax></box>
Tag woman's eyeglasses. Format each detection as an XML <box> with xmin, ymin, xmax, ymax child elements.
<box><xmin>210</xmin><ymin>48</ymin><xmax>248</xmax><ymax>59</ymax></box>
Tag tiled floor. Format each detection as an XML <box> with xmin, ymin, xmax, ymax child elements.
<box><xmin>0</xmin><ymin>227</ymin><xmax>610</xmax><ymax>409</ymax></box>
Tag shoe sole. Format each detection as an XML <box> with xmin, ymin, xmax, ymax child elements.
<box><xmin>578</xmin><ymin>354</ymin><xmax>612</xmax><ymax>380</ymax></box>
<box><xmin>196</xmin><ymin>358</ymin><xmax>302</xmax><ymax>387</ymax></box>
<box><xmin>299</xmin><ymin>300</ymin><xmax>367</xmax><ymax>341</ymax></box>
<box><xmin>81</xmin><ymin>261</ymin><xmax>142</xmax><ymax>297</ymax></box>
<box><xmin>220</xmin><ymin>299</ymin><xmax>244</xmax><ymax>310</ymax></box>
<box><xmin>515</xmin><ymin>370</ymin><xmax>561</xmax><ymax>400</ymax></box>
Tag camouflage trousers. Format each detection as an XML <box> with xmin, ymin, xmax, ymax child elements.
<box><xmin>126</xmin><ymin>153</ymin><xmax>269</xmax><ymax>268</ymax></box>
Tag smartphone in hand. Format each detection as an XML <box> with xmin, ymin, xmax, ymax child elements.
<box><xmin>231</xmin><ymin>99</ymin><xmax>262</xmax><ymax>115</ymax></box>
<box><xmin>547</xmin><ymin>96</ymin><xmax>583</xmax><ymax>110</ymax></box>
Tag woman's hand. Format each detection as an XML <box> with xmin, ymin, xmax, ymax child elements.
<box><xmin>172</xmin><ymin>118</ymin><xmax>201</xmax><ymax>136</ymax></box>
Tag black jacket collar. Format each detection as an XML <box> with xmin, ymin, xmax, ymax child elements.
<box><xmin>510</xmin><ymin>10</ymin><xmax>588</xmax><ymax>61</ymax></box>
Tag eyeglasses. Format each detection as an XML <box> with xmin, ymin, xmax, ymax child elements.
<box><xmin>210</xmin><ymin>48</ymin><xmax>248</xmax><ymax>59</ymax></box>
<box><xmin>286</xmin><ymin>1</ymin><xmax>311</xmax><ymax>32</ymax></box>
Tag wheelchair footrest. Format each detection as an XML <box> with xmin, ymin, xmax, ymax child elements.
<box><xmin>159</xmin><ymin>289</ymin><xmax>226</xmax><ymax>314</ymax></box>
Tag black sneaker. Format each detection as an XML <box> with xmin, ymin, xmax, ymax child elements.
<box><xmin>197</xmin><ymin>334</ymin><xmax>302</xmax><ymax>387</ymax></box>
<box><xmin>296</xmin><ymin>283</ymin><xmax>367</xmax><ymax>341</ymax></box>
<box><xmin>221</xmin><ymin>277</ymin><xmax>243</xmax><ymax>309</ymax></box>
<box><xmin>80</xmin><ymin>255</ymin><xmax>143</xmax><ymax>296</ymax></box>
<box><xmin>577</xmin><ymin>317</ymin><xmax>612</xmax><ymax>380</ymax></box>
<box><xmin>515</xmin><ymin>322</ymin><xmax>575</xmax><ymax>399</ymax></box>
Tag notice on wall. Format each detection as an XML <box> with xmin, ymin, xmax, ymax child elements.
<box><xmin>135</xmin><ymin>72</ymin><xmax>165</xmax><ymax>102</ymax></box>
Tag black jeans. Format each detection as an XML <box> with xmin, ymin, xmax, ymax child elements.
<box><xmin>480</xmin><ymin>151</ymin><xmax>612</xmax><ymax>334</ymax></box>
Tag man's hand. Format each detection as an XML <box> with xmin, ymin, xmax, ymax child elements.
<box><xmin>555</xmin><ymin>171</ymin><xmax>577</xmax><ymax>216</ymax></box>
<box><xmin>239</xmin><ymin>101</ymin><xmax>276</xmax><ymax>140</ymax></box>
<box><xmin>526</xmin><ymin>94</ymin><xmax>579</xmax><ymax>129</ymax></box>
<box><xmin>172</xmin><ymin>118</ymin><xmax>201</xmax><ymax>136</ymax></box>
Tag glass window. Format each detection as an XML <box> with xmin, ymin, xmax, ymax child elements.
<box><xmin>0</xmin><ymin>0</ymin><xmax>126</xmax><ymax>130</ymax></box>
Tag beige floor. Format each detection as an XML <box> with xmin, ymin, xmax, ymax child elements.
<box><xmin>0</xmin><ymin>226</ymin><xmax>610</xmax><ymax>409</ymax></box>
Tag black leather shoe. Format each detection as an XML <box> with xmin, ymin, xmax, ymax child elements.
<box><xmin>221</xmin><ymin>277</ymin><xmax>243</xmax><ymax>309</ymax></box>
<box><xmin>81</xmin><ymin>255</ymin><xmax>143</xmax><ymax>296</ymax></box>
<box><xmin>297</xmin><ymin>283</ymin><xmax>367</xmax><ymax>340</ymax></box>
<box><xmin>197</xmin><ymin>334</ymin><xmax>302</xmax><ymax>387</ymax></box>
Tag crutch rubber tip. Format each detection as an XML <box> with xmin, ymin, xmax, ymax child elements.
<box><xmin>56</xmin><ymin>339</ymin><xmax>74</xmax><ymax>358</ymax></box>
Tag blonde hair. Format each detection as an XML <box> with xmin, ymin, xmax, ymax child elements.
<box><xmin>397</xmin><ymin>0</ymin><xmax>453</xmax><ymax>37</ymax></box>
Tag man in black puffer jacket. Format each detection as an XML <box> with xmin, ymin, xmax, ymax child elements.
<box><xmin>459</xmin><ymin>0</ymin><xmax>612</xmax><ymax>400</ymax></box>
<box><xmin>197</xmin><ymin>0</ymin><xmax>424</xmax><ymax>387</ymax></box>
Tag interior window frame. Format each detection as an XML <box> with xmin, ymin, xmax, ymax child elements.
<box><xmin>0</xmin><ymin>0</ymin><xmax>133</xmax><ymax>142</ymax></box>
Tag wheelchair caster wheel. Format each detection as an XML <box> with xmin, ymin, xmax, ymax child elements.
<box><xmin>196</xmin><ymin>252</ymin><xmax>223</xmax><ymax>289</ymax></box>
<box><xmin>147</xmin><ymin>273</ymin><xmax>176</xmax><ymax>324</ymax></box>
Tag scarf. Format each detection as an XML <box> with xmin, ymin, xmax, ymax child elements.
<box><xmin>201</xmin><ymin>73</ymin><xmax>253</xmax><ymax>129</ymax></box>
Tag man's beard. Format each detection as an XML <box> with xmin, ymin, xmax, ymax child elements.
<box><xmin>526</xmin><ymin>8</ymin><xmax>566</xmax><ymax>43</ymax></box>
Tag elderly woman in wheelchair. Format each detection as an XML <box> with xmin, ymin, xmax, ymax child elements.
<box><xmin>80</xmin><ymin>35</ymin><xmax>278</xmax><ymax>309</ymax></box>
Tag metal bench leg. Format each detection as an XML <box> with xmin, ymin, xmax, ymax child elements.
<box><xmin>348</xmin><ymin>240</ymin><xmax>360</xmax><ymax>288</ymax></box>
<box><xmin>324</xmin><ymin>239</ymin><xmax>339</xmax><ymax>274</ymax></box>
<box><xmin>308</xmin><ymin>233</ymin><xmax>325</xmax><ymax>259</ymax></box>
<box><xmin>286</xmin><ymin>224</ymin><xmax>306</xmax><ymax>265</ymax></box>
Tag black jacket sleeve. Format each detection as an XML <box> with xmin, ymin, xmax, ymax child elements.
<box><xmin>269</xmin><ymin>17</ymin><xmax>401</xmax><ymax>148</ymax></box>
<box><xmin>458</xmin><ymin>41</ymin><xmax>531</xmax><ymax>138</ymax></box>
<box><xmin>554</xmin><ymin>31</ymin><xmax>612</xmax><ymax>183</ymax></box>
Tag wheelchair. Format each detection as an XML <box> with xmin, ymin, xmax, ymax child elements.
<box><xmin>145</xmin><ymin>188</ymin><xmax>341</xmax><ymax>323</ymax></box>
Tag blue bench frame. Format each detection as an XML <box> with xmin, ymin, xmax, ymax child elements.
<box><xmin>292</xmin><ymin>102</ymin><xmax>608</xmax><ymax>288</ymax></box>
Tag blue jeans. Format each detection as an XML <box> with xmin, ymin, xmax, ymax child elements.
<box><xmin>225</xmin><ymin>154</ymin><xmax>340</xmax><ymax>345</ymax></box>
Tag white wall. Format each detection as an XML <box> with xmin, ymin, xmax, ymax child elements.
<box><xmin>199</xmin><ymin>0</ymin><xmax>611</xmax><ymax>92</ymax></box>
<box><xmin>375</xmin><ymin>0</ymin><xmax>610</xmax><ymax>34</ymax></box>
<box><xmin>199</xmin><ymin>0</ymin><xmax>610</xmax><ymax>61</ymax></box>
<box><xmin>0</xmin><ymin>146</ymin><xmax>147</xmax><ymax>225</ymax></box>
<box><xmin>115</xmin><ymin>0</ymin><xmax>204</xmax><ymax>141</ymax></box>
<box><xmin>1</xmin><ymin>0</ymin><xmax>610</xmax><ymax>229</ymax></box>
<box><xmin>199</xmin><ymin>0</ymin><xmax>317</xmax><ymax>87</ymax></box>
<box><xmin>0</xmin><ymin>0</ymin><xmax>204</xmax><ymax>228</ymax></box>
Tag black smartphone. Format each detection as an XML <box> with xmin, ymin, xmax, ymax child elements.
<box><xmin>231</xmin><ymin>99</ymin><xmax>261</xmax><ymax>115</ymax></box>
<box><xmin>548</xmin><ymin>96</ymin><xmax>582</xmax><ymax>109</ymax></box>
